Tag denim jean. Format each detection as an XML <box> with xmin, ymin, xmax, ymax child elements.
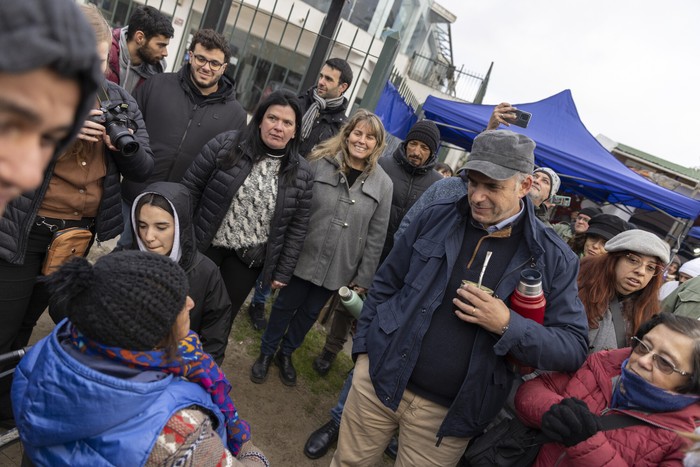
<box><xmin>260</xmin><ymin>276</ymin><xmax>333</xmax><ymax>356</ymax></box>
<box><xmin>251</xmin><ymin>271</ymin><xmax>271</xmax><ymax>306</ymax></box>
<box><xmin>330</xmin><ymin>368</ymin><xmax>354</xmax><ymax>424</ymax></box>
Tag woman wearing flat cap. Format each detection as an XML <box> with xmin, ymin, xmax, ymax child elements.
<box><xmin>578</xmin><ymin>229</ymin><xmax>670</xmax><ymax>354</ymax></box>
<box><xmin>11</xmin><ymin>250</ymin><xmax>268</xmax><ymax>467</ymax></box>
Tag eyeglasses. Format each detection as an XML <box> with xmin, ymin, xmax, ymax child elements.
<box><xmin>630</xmin><ymin>336</ymin><xmax>692</xmax><ymax>377</ymax></box>
<box><xmin>623</xmin><ymin>253</ymin><xmax>662</xmax><ymax>276</ymax></box>
<box><xmin>191</xmin><ymin>54</ymin><xmax>225</xmax><ymax>71</ymax></box>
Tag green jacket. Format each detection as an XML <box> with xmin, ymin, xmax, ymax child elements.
<box><xmin>661</xmin><ymin>276</ymin><xmax>700</xmax><ymax>319</ymax></box>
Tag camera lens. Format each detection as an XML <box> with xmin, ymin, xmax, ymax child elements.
<box><xmin>106</xmin><ymin>122</ymin><xmax>139</xmax><ymax>156</ymax></box>
<box><xmin>119</xmin><ymin>139</ymin><xmax>140</xmax><ymax>156</ymax></box>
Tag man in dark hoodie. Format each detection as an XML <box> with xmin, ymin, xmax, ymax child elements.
<box><xmin>0</xmin><ymin>0</ymin><xmax>102</xmax><ymax>422</ymax></box>
<box><xmin>0</xmin><ymin>0</ymin><xmax>101</xmax><ymax>218</ymax></box>
<box><xmin>118</xmin><ymin>28</ymin><xmax>247</xmax><ymax>247</ymax></box>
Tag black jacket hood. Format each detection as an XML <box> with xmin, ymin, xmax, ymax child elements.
<box><xmin>130</xmin><ymin>181</ymin><xmax>197</xmax><ymax>270</ymax></box>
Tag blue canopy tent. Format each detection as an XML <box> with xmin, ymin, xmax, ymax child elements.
<box><xmin>423</xmin><ymin>90</ymin><xmax>700</xmax><ymax>220</ymax></box>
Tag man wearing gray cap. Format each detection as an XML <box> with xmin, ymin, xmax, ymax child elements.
<box><xmin>332</xmin><ymin>130</ymin><xmax>588</xmax><ymax>466</ymax></box>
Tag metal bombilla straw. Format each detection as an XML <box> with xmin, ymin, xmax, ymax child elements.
<box><xmin>477</xmin><ymin>251</ymin><xmax>493</xmax><ymax>290</ymax></box>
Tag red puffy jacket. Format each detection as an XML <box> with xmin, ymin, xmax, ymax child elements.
<box><xmin>516</xmin><ymin>348</ymin><xmax>700</xmax><ymax>466</ymax></box>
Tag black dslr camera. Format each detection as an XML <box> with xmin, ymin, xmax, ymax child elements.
<box><xmin>90</xmin><ymin>102</ymin><xmax>139</xmax><ymax>156</ymax></box>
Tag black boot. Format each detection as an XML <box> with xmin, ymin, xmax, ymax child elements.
<box><xmin>303</xmin><ymin>419</ymin><xmax>340</xmax><ymax>459</ymax></box>
<box><xmin>312</xmin><ymin>350</ymin><xmax>337</xmax><ymax>376</ymax></box>
<box><xmin>248</xmin><ymin>302</ymin><xmax>267</xmax><ymax>331</ymax></box>
<box><xmin>250</xmin><ymin>353</ymin><xmax>273</xmax><ymax>384</ymax></box>
<box><xmin>274</xmin><ymin>351</ymin><xmax>297</xmax><ymax>386</ymax></box>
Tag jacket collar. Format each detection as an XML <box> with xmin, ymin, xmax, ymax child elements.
<box><xmin>456</xmin><ymin>192</ymin><xmax>545</xmax><ymax>263</ymax></box>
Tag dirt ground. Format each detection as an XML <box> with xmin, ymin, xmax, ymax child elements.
<box><xmin>2</xmin><ymin>241</ymin><xmax>393</xmax><ymax>467</ymax></box>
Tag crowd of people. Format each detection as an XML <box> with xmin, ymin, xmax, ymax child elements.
<box><xmin>2</xmin><ymin>0</ymin><xmax>700</xmax><ymax>466</ymax></box>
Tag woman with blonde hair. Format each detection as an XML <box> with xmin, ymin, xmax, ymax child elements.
<box><xmin>251</xmin><ymin>109</ymin><xmax>393</xmax><ymax>386</ymax></box>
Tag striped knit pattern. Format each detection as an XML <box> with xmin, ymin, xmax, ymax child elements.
<box><xmin>146</xmin><ymin>408</ymin><xmax>233</xmax><ymax>467</ymax></box>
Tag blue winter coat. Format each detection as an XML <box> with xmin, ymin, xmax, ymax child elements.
<box><xmin>11</xmin><ymin>320</ymin><xmax>225</xmax><ymax>467</ymax></box>
<box><xmin>353</xmin><ymin>194</ymin><xmax>588</xmax><ymax>440</ymax></box>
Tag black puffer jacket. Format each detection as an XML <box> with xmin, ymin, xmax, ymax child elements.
<box><xmin>0</xmin><ymin>80</ymin><xmax>154</xmax><ymax>264</ymax></box>
<box><xmin>297</xmin><ymin>87</ymin><xmax>348</xmax><ymax>157</ymax></box>
<box><xmin>129</xmin><ymin>182</ymin><xmax>232</xmax><ymax>364</ymax></box>
<box><xmin>121</xmin><ymin>65</ymin><xmax>248</xmax><ymax>203</ymax></box>
<box><xmin>181</xmin><ymin>131</ymin><xmax>314</xmax><ymax>285</ymax></box>
<box><xmin>377</xmin><ymin>144</ymin><xmax>442</xmax><ymax>260</ymax></box>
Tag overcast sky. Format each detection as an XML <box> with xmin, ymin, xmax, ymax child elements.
<box><xmin>439</xmin><ymin>0</ymin><xmax>700</xmax><ymax>169</ymax></box>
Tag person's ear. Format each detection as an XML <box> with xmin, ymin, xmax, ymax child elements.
<box><xmin>519</xmin><ymin>174</ymin><xmax>533</xmax><ymax>198</ymax></box>
<box><xmin>339</xmin><ymin>82</ymin><xmax>349</xmax><ymax>95</ymax></box>
<box><xmin>135</xmin><ymin>31</ymin><xmax>145</xmax><ymax>46</ymax></box>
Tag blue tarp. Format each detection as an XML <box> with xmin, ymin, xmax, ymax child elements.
<box><xmin>375</xmin><ymin>81</ymin><xmax>417</xmax><ymax>140</ymax></box>
<box><xmin>423</xmin><ymin>90</ymin><xmax>700</xmax><ymax>220</ymax></box>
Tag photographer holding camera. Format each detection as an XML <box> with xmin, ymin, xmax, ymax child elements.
<box><xmin>0</xmin><ymin>3</ymin><xmax>153</xmax><ymax>370</ymax></box>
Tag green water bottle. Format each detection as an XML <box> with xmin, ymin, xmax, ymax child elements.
<box><xmin>338</xmin><ymin>286</ymin><xmax>364</xmax><ymax>319</ymax></box>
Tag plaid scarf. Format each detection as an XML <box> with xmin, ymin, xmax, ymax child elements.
<box><xmin>69</xmin><ymin>326</ymin><xmax>250</xmax><ymax>456</ymax></box>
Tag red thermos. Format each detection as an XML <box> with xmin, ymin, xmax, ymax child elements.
<box><xmin>509</xmin><ymin>269</ymin><xmax>546</xmax><ymax>324</ymax></box>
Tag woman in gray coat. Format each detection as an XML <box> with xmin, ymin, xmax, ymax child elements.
<box><xmin>251</xmin><ymin>110</ymin><xmax>393</xmax><ymax>386</ymax></box>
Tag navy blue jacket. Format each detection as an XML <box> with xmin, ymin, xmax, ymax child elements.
<box><xmin>353</xmin><ymin>194</ymin><xmax>588</xmax><ymax>439</ymax></box>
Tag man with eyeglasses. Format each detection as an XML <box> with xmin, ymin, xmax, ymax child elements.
<box><xmin>118</xmin><ymin>29</ymin><xmax>247</xmax><ymax>248</ymax></box>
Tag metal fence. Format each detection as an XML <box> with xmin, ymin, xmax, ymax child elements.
<box><xmin>89</xmin><ymin>0</ymin><xmax>382</xmax><ymax>112</ymax></box>
<box><xmin>407</xmin><ymin>51</ymin><xmax>488</xmax><ymax>103</ymax></box>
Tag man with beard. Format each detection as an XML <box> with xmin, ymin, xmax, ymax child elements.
<box><xmin>106</xmin><ymin>5</ymin><xmax>174</xmax><ymax>94</ymax></box>
<box><xmin>117</xmin><ymin>29</ymin><xmax>247</xmax><ymax>248</ymax></box>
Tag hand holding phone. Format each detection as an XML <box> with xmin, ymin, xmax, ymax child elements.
<box><xmin>510</xmin><ymin>109</ymin><xmax>532</xmax><ymax>128</ymax></box>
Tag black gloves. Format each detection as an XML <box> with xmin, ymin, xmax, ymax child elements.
<box><xmin>540</xmin><ymin>397</ymin><xmax>602</xmax><ymax>447</ymax></box>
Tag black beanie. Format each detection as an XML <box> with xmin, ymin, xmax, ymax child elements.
<box><xmin>43</xmin><ymin>251</ymin><xmax>189</xmax><ymax>350</ymax></box>
<box><xmin>405</xmin><ymin>120</ymin><xmax>441</xmax><ymax>155</ymax></box>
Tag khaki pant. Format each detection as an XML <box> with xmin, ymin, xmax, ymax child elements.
<box><xmin>331</xmin><ymin>354</ymin><xmax>470</xmax><ymax>467</ymax></box>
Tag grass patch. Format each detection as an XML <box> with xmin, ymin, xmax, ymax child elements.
<box><xmin>231</xmin><ymin>303</ymin><xmax>354</xmax><ymax>397</ymax></box>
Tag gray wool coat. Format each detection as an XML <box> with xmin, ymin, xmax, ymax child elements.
<box><xmin>293</xmin><ymin>153</ymin><xmax>393</xmax><ymax>290</ymax></box>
